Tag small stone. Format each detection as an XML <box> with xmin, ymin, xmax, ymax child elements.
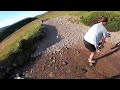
<box><xmin>42</xmin><ymin>66</ymin><xmax>45</xmax><ymax>70</ymax></box>
<box><xmin>67</xmin><ymin>69</ymin><xmax>71</xmax><ymax>73</ymax></box>
<box><xmin>48</xmin><ymin>72</ymin><xmax>54</xmax><ymax>78</ymax></box>
<box><xmin>25</xmin><ymin>73</ymin><xmax>28</xmax><ymax>77</ymax></box>
<box><xmin>30</xmin><ymin>70</ymin><xmax>33</xmax><ymax>74</ymax></box>
<box><xmin>14</xmin><ymin>76</ymin><xmax>24</xmax><ymax>79</ymax></box>
<box><xmin>59</xmin><ymin>52</ymin><xmax>62</xmax><ymax>56</ymax></box>
<box><xmin>65</xmin><ymin>47</ymin><xmax>69</xmax><ymax>50</ymax></box>
<box><xmin>56</xmin><ymin>49</ymin><xmax>60</xmax><ymax>52</ymax></box>
<box><xmin>25</xmin><ymin>71</ymin><xmax>28</xmax><ymax>73</ymax></box>
<box><xmin>23</xmin><ymin>72</ymin><xmax>26</xmax><ymax>76</ymax></box>
<box><xmin>50</xmin><ymin>56</ymin><xmax>54</xmax><ymax>60</ymax></box>
<box><xmin>16</xmin><ymin>73</ymin><xmax>19</xmax><ymax>76</ymax></box>
<box><xmin>47</xmin><ymin>64</ymin><xmax>51</xmax><ymax>68</ymax></box>
<box><xmin>55</xmin><ymin>67</ymin><xmax>58</xmax><ymax>70</ymax></box>
<box><xmin>53</xmin><ymin>51</ymin><xmax>55</xmax><ymax>54</ymax></box>
<box><xmin>13</xmin><ymin>63</ymin><xmax>17</xmax><ymax>67</ymax></box>
<box><xmin>54</xmin><ymin>57</ymin><xmax>56</xmax><ymax>60</ymax></box>
<box><xmin>56</xmin><ymin>36</ymin><xmax>59</xmax><ymax>38</ymax></box>
<box><xmin>76</xmin><ymin>50</ymin><xmax>80</xmax><ymax>53</ymax></box>
<box><xmin>52</xmin><ymin>59</ymin><xmax>56</xmax><ymax>63</ymax></box>
<box><xmin>62</xmin><ymin>61</ymin><xmax>68</xmax><ymax>65</ymax></box>
<box><xmin>81</xmin><ymin>68</ymin><xmax>87</xmax><ymax>73</ymax></box>
<box><xmin>52</xmin><ymin>45</ymin><xmax>55</xmax><ymax>48</ymax></box>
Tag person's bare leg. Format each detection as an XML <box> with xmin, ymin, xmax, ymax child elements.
<box><xmin>89</xmin><ymin>52</ymin><xmax>96</xmax><ymax>61</ymax></box>
<box><xmin>88</xmin><ymin>52</ymin><xmax>96</xmax><ymax>66</ymax></box>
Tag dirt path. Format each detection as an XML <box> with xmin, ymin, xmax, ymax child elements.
<box><xmin>20</xmin><ymin>15</ymin><xmax>120</xmax><ymax>79</ymax></box>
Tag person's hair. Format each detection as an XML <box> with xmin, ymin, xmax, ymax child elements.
<box><xmin>92</xmin><ymin>15</ymin><xmax>108</xmax><ymax>25</ymax></box>
<box><xmin>98</xmin><ymin>15</ymin><xmax>108</xmax><ymax>22</ymax></box>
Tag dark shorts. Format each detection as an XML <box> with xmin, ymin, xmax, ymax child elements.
<box><xmin>83</xmin><ymin>39</ymin><xmax>96</xmax><ymax>52</ymax></box>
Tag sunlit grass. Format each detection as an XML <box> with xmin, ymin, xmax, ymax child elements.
<box><xmin>0</xmin><ymin>20</ymin><xmax>42</xmax><ymax>61</ymax></box>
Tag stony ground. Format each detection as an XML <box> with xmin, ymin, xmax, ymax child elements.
<box><xmin>16</xmin><ymin>15</ymin><xmax>120</xmax><ymax>79</ymax></box>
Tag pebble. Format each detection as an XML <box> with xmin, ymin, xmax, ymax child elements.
<box><xmin>52</xmin><ymin>59</ymin><xmax>56</xmax><ymax>63</ymax></box>
<box><xmin>62</xmin><ymin>61</ymin><xmax>68</xmax><ymax>65</ymax></box>
<box><xmin>48</xmin><ymin>72</ymin><xmax>54</xmax><ymax>78</ymax></box>
<box><xmin>55</xmin><ymin>67</ymin><xmax>58</xmax><ymax>70</ymax></box>
<box><xmin>14</xmin><ymin>76</ymin><xmax>24</xmax><ymax>79</ymax></box>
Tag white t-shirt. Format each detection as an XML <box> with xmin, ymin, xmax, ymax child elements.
<box><xmin>84</xmin><ymin>22</ymin><xmax>108</xmax><ymax>48</ymax></box>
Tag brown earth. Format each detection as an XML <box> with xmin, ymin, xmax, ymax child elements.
<box><xmin>17</xmin><ymin>15</ymin><xmax>120</xmax><ymax>79</ymax></box>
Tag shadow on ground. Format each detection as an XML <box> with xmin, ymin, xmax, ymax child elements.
<box><xmin>110</xmin><ymin>74</ymin><xmax>120</xmax><ymax>79</ymax></box>
<box><xmin>95</xmin><ymin>42</ymin><xmax>120</xmax><ymax>62</ymax></box>
<box><xmin>33</xmin><ymin>24</ymin><xmax>62</xmax><ymax>55</ymax></box>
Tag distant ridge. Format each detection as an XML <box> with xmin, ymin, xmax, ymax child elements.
<box><xmin>0</xmin><ymin>17</ymin><xmax>37</xmax><ymax>42</ymax></box>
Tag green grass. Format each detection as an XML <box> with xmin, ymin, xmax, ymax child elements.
<box><xmin>36</xmin><ymin>11</ymin><xmax>92</xmax><ymax>21</ymax></box>
<box><xmin>81</xmin><ymin>11</ymin><xmax>120</xmax><ymax>32</ymax></box>
<box><xmin>0</xmin><ymin>19</ymin><xmax>42</xmax><ymax>61</ymax></box>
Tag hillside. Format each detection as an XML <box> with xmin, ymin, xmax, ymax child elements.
<box><xmin>0</xmin><ymin>17</ymin><xmax>37</xmax><ymax>42</ymax></box>
<box><xmin>0</xmin><ymin>11</ymin><xmax>120</xmax><ymax>79</ymax></box>
<box><xmin>0</xmin><ymin>26</ymin><xmax>10</xmax><ymax>32</ymax></box>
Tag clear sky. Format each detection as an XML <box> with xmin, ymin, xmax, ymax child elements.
<box><xmin>0</xmin><ymin>11</ymin><xmax>47</xmax><ymax>28</ymax></box>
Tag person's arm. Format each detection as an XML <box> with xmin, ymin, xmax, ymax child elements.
<box><xmin>101</xmin><ymin>37</ymin><xmax>106</xmax><ymax>48</ymax></box>
<box><xmin>101</xmin><ymin>29</ymin><xmax>108</xmax><ymax>47</ymax></box>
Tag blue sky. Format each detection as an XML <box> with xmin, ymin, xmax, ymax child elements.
<box><xmin>0</xmin><ymin>11</ymin><xmax>47</xmax><ymax>28</ymax></box>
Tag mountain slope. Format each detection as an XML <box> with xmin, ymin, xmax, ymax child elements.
<box><xmin>0</xmin><ymin>17</ymin><xmax>37</xmax><ymax>42</ymax></box>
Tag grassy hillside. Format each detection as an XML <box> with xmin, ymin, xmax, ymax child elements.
<box><xmin>0</xmin><ymin>19</ymin><xmax>42</xmax><ymax>61</ymax></box>
<box><xmin>0</xmin><ymin>19</ymin><xmax>44</xmax><ymax>78</ymax></box>
<box><xmin>36</xmin><ymin>11</ymin><xmax>91</xmax><ymax>20</ymax></box>
<box><xmin>0</xmin><ymin>17</ymin><xmax>37</xmax><ymax>42</ymax></box>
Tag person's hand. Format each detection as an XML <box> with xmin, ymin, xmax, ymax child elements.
<box><xmin>97</xmin><ymin>44</ymin><xmax>104</xmax><ymax>49</ymax></box>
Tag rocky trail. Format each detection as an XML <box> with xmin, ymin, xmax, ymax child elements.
<box><xmin>16</xmin><ymin>15</ymin><xmax>120</xmax><ymax>79</ymax></box>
